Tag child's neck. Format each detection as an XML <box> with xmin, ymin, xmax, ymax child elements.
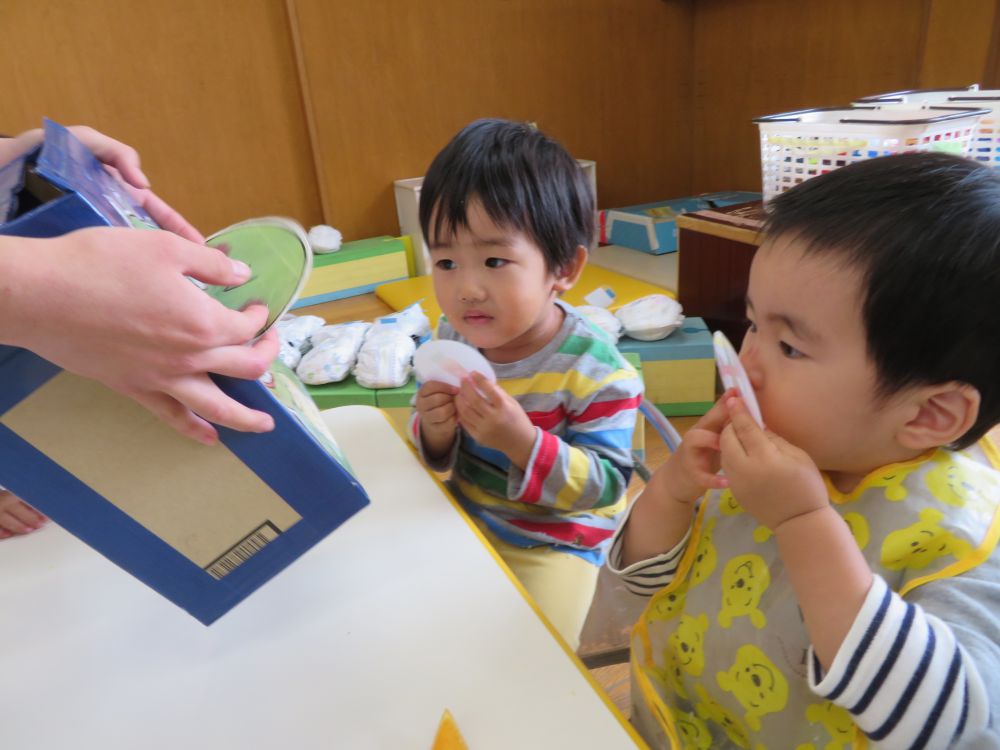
<box><xmin>826</xmin><ymin>446</ymin><xmax>939</xmax><ymax>494</ymax></box>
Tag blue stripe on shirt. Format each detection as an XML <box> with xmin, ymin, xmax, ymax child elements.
<box><xmin>852</xmin><ymin>600</ymin><xmax>914</xmax><ymax>714</ymax></box>
<box><xmin>828</xmin><ymin>583</ymin><xmax>892</xmax><ymax>701</ymax></box>
<box><xmin>870</xmin><ymin>616</ymin><xmax>935</xmax><ymax>741</ymax></box>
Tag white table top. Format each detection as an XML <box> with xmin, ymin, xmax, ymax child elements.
<box><xmin>0</xmin><ymin>405</ymin><xmax>641</xmax><ymax>749</ymax></box>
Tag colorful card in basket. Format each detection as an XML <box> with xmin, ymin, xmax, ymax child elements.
<box><xmin>0</xmin><ymin>120</ymin><xmax>370</xmax><ymax>625</ymax></box>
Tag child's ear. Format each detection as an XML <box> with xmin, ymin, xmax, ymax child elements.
<box><xmin>896</xmin><ymin>382</ymin><xmax>981</xmax><ymax>451</ymax></box>
<box><xmin>553</xmin><ymin>245</ymin><xmax>588</xmax><ymax>293</ymax></box>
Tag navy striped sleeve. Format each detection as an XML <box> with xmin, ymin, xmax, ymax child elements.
<box><xmin>810</xmin><ymin>576</ymin><xmax>990</xmax><ymax>749</ymax></box>
<box><xmin>606</xmin><ymin>501</ymin><xmax>692</xmax><ymax>596</ymax></box>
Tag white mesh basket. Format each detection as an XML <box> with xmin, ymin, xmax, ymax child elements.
<box><xmin>754</xmin><ymin>105</ymin><xmax>988</xmax><ymax>200</ymax></box>
<box><xmin>855</xmin><ymin>86</ymin><xmax>1000</xmax><ymax>169</ymax></box>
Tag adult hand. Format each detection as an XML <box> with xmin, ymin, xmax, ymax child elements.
<box><xmin>719</xmin><ymin>396</ymin><xmax>828</xmax><ymax>532</ymax></box>
<box><xmin>455</xmin><ymin>372</ymin><xmax>536</xmax><ymax>469</ymax></box>
<box><xmin>2</xmin><ymin>125</ymin><xmax>202</xmax><ymax>242</ymax></box>
<box><xmin>0</xmin><ymin>228</ymin><xmax>279</xmax><ymax>445</ymax></box>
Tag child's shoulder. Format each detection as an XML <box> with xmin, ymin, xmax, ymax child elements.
<box><xmin>559</xmin><ymin>307</ymin><xmax>633</xmax><ymax>371</ymax></box>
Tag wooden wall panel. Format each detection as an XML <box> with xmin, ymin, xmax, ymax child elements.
<box><xmin>918</xmin><ymin>0</ymin><xmax>998</xmax><ymax>87</ymax></box>
<box><xmin>691</xmin><ymin>0</ymin><xmax>927</xmax><ymax>193</ymax></box>
<box><xmin>291</xmin><ymin>0</ymin><xmax>694</xmax><ymax>240</ymax></box>
<box><xmin>690</xmin><ymin>0</ymin><xmax>1000</xmax><ymax>193</ymax></box>
<box><xmin>1</xmin><ymin>0</ymin><xmax>321</xmax><ymax>234</ymax></box>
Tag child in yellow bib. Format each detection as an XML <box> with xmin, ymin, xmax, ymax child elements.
<box><xmin>612</xmin><ymin>153</ymin><xmax>1000</xmax><ymax>749</ymax></box>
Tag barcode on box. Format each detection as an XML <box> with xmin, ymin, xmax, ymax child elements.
<box><xmin>205</xmin><ymin>522</ymin><xmax>281</xmax><ymax>580</ymax></box>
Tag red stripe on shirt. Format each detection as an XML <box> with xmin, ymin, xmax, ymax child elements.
<box><xmin>507</xmin><ymin>518</ymin><xmax>615</xmax><ymax>547</ymax></box>
<box><xmin>519</xmin><ymin>430</ymin><xmax>560</xmax><ymax>504</ymax></box>
<box><xmin>572</xmin><ymin>395</ymin><xmax>643</xmax><ymax>424</ymax></box>
<box><xmin>525</xmin><ymin>405</ymin><xmax>567</xmax><ymax>431</ymax></box>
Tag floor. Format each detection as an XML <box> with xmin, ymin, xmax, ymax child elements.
<box><xmin>298</xmin><ymin>291</ymin><xmax>690</xmax><ymax>722</ymax></box>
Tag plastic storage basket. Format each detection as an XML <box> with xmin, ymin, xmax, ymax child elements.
<box><xmin>855</xmin><ymin>86</ymin><xmax>1000</xmax><ymax>168</ymax></box>
<box><xmin>753</xmin><ymin>105</ymin><xmax>988</xmax><ymax>200</ymax></box>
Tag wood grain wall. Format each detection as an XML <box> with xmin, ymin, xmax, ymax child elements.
<box><xmin>4</xmin><ymin>1</ymin><xmax>999</xmax><ymax>237</ymax></box>
<box><xmin>690</xmin><ymin>0</ymin><xmax>1000</xmax><ymax>193</ymax></box>
<box><xmin>1</xmin><ymin>0</ymin><xmax>321</xmax><ymax>234</ymax></box>
<box><xmin>289</xmin><ymin>0</ymin><xmax>693</xmax><ymax>240</ymax></box>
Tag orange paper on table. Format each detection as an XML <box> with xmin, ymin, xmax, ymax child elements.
<box><xmin>432</xmin><ymin>709</ymin><xmax>469</xmax><ymax>750</ymax></box>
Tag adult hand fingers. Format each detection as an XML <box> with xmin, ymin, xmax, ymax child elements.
<box><xmin>70</xmin><ymin>126</ymin><xmax>151</xmax><ymax>188</ymax></box>
<box><xmin>190</xmin><ymin>328</ymin><xmax>278</xmax><ymax>380</ymax></box>
<box><xmin>168</xmin><ymin>375</ymin><xmax>276</xmax><ymax>434</ymax></box>
<box><xmin>139</xmin><ymin>190</ymin><xmax>204</xmax><ymax>243</ymax></box>
<box><xmin>179</xmin><ymin>240</ymin><xmax>254</xmax><ymax>288</ymax></box>
<box><xmin>132</xmin><ymin>391</ymin><xmax>220</xmax><ymax>445</ymax></box>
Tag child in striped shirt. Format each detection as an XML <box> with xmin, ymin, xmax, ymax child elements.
<box><xmin>612</xmin><ymin>153</ymin><xmax>1000</xmax><ymax>749</ymax></box>
<box><xmin>410</xmin><ymin>119</ymin><xmax>643</xmax><ymax>650</ymax></box>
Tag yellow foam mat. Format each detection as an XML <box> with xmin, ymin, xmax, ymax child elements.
<box><xmin>376</xmin><ymin>265</ymin><xmax>674</xmax><ymax>324</ymax></box>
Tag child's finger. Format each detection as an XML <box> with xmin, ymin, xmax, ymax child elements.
<box><xmin>0</xmin><ymin>510</ymin><xmax>34</xmax><ymax>535</ymax></box>
<box><xmin>694</xmin><ymin>388</ymin><xmax>738</xmax><ymax>433</ymax></box>
<box><xmin>684</xmin><ymin>429</ymin><xmax>722</xmax><ymax>454</ymax></box>
<box><xmin>719</xmin><ymin>422</ymin><xmax>747</xmax><ymax>463</ymax></box>
<box><xmin>9</xmin><ymin>500</ymin><xmax>45</xmax><ymax>528</ymax></box>
<box><xmin>419</xmin><ymin>380</ymin><xmax>459</xmax><ymax>397</ymax></box>
<box><xmin>724</xmin><ymin>396</ymin><xmax>770</xmax><ymax>454</ymax></box>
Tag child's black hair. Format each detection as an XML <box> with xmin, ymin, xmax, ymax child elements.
<box><xmin>765</xmin><ymin>152</ymin><xmax>1000</xmax><ymax>448</ymax></box>
<box><xmin>419</xmin><ymin>118</ymin><xmax>594</xmax><ymax>274</ymax></box>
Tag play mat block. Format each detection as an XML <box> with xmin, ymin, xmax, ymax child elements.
<box><xmin>374</xmin><ymin>264</ymin><xmax>675</xmax><ymax>325</ymax></box>
<box><xmin>305</xmin><ymin>375</ymin><xmax>416</xmax><ymax>436</ymax></box>
<box><xmin>292</xmin><ymin>235</ymin><xmax>410</xmax><ymax>308</ymax></box>
<box><xmin>305</xmin><ymin>375</ymin><xmax>378</xmax><ymax>410</ymax></box>
<box><xmin>617</xmin><ymin>317</ymin><xmax>715</xmax><ymax>417</ymax></box>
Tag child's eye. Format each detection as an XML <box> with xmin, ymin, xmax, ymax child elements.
<box><xmin>485</xmin><ymin>257</ymin><xmax>508</xmax><ymax>268</ymax></box>
<box><xmin>435</xmin><ymin>259</ymin><xmax>456</xmax><ymax>270</ymax></box>
<box><xmin>779</xmin><ymin>341</ymin><xmax>804</xmax><ymax>359</ymax></box>
<box><xmin>745</xmin><ymin>318</ymin><xmax>758</xmax><ymax>334</ymax></box>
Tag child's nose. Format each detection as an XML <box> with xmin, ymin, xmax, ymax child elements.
<box><xmin>458</xmin><ymin>273</ymin><xmax>486</xmax><ymax>303</ymax></box>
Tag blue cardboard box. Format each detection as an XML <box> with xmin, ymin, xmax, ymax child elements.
<box><xmin>605</xmin><ymin>191</ymin><xmax>761</xmax><ymax>255</ymax></box>
<box><xmin>0</xmin><ymin>121</ymin><xmax>370</xmax><ymax>624</ymax></box>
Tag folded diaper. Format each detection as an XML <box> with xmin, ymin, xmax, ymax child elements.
<box><xmin>615</xmin><ymin>294</ymin><xmax>684</xmax><ymax>341</ymax></box>
<box><xmin>353</xmin><ymin>328</ymin><xmax>416</xmax><ymax>389</ymax></box>
<box><xmin>276</xmin><ymin>314</ymin><xmax>325</xmax><ymax>351</ymax></box>
<box><xmin>296</xmin><ymin>321</ymin><xmax>371</xmax><ymax>385</ymax></box>
<box><xmin>373</xmin><ymin>302</ymin><xmax>432</xmax><ymax>344</ymax></box>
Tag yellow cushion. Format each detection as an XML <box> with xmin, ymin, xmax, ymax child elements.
<box><xmin>375</xmin><ymin>265</ymin><xmax>675</xmax><ymax>324</ymax></box>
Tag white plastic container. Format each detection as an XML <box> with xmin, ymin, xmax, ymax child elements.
<box><xmin>753</xmin><ymin>105</ymin><xmax>988</xmax><ymax>200</ymax></box>
<box><xmin>854</xmin><ymin>86</ymin><xmax>1000</xmax><ymax>169</ymax></box>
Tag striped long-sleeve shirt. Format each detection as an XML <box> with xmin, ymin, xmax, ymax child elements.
<box><xmin>609</xmin><ymin>500</ymin><xmax>1000</xmax><ymax>748</ymax></box>
<box><xmin>411</xmin><ymin>302</ymin><xmax>643</xmax><ymax>563</ymax></box>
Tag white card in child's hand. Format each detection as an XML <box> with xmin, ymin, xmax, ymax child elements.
<box><xmin>713</xmin><ymin>331</ymin><xmax>764</xmax><ymax>428</ymax></box>
<box><xmin>414</xmin><ymin>340</ymin><xmax>497</xmax><ymax>388</ymax></box>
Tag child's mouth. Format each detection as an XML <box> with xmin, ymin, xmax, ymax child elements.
<box><xmin>463</xmin><ymin>312</ymin><xmax>493</xmax><ymax>325</ymax></box>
